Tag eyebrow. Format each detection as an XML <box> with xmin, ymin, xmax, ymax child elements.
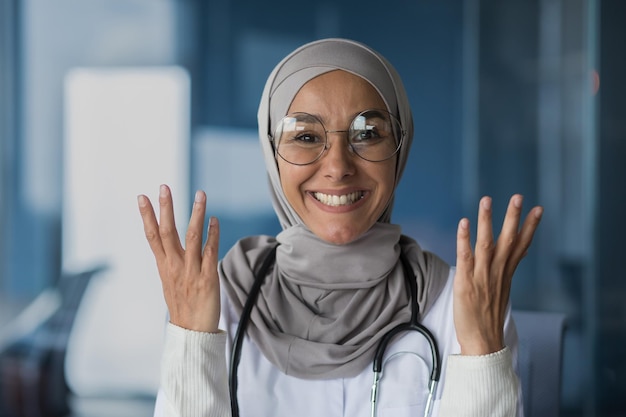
<box><xmin>307</xmin><ymin>109</ymin><xmax>387</xmax><ymax>126</ymax></box>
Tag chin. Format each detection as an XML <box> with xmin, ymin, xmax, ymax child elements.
<box><xmin>315</xmin><ymin>225</ymin><xmax>368</xmax><ymax>246</ymax></box>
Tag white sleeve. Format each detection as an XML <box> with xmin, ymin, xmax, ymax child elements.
<box><xmin>153</xmin><ymin>323</ymin><xmax>232</xmax><ymax>417</ymax></box>
<box><xmin>438</xmin><ymin>347</ymin><xmax>519</xmax><ymax>417</ymax></box>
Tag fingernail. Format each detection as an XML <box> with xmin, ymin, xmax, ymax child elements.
<box><xmin>137</xmin><ymin>195</ymin><xmax>146</xmax><ymax>207</ymax></box>
<box><xmin>194</xmin><ymin>190</ymin><xmax>203</xmax><ymax>203</ymax></box>
<box><xmin>535</xmin><ymin>206</ymin><xmax>544</xmax><ymax>219</ymax></box>
<box><xmin>160</xmin><ymin>184</ymin><xmax>168</xmax><ymax>198</ymax></box>
<box><xmin>482</xmin><ymin>197</ymin><xmax>492</xmax><ymax>210</ymax></box>
<box><xmin>514</xmin><ymin>194</ymin><xmax>523</xmax><ymax>208</ymax></box>
<box><xmin>460</xmin><ymin>218</ymin><xmax>469</xmax><ymax>229</ymax></box>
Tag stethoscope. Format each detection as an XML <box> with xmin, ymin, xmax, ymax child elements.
<box><xmin>229</xmin><ymin>245</ymin><xmax>441</xmax><ymax>417</ymax></box>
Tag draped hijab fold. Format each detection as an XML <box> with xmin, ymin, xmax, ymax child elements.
<box><xmin>219</xmin><ymin>38</ymin><xmax>450</xmax><ymax>379</ymax></box>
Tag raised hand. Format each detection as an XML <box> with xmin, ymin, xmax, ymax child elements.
<box><xmin>453</xmin><ymin>194</ymin><xmax>543</xmax><ymax>355</ymax></box>
<box><xmin>137</xmin><ymin>184</ymin><xmax>221</xmax><ymax>333</ymax></box>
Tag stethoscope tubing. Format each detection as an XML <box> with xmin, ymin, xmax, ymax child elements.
<box><xmin>370</xmin><ymin>253</ymin><xmax>440</xmax><ymax>417</ymax></box>
<box><xmin>228</xmin><ymin>245</ymin><xmax>278</xmax><ymax>417</ymax></box>
<box><xmin>229</xmin><ymin>245</ymin><xmax>441</xmax><ymax>417</ymax></box>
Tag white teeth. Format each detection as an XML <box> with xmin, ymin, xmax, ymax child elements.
<box><xmin>313</xmin><ymin>191</ymin><xmax>363</xmax><ymax>206</ymax></box>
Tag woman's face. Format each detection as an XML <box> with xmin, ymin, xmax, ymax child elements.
<box><xmin>278</xmin><ymin>70</ymin><xmax>397</xmax><ymax>245</ymax></box>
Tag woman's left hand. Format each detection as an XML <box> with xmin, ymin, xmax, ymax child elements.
<box><xmin>453</xmin><ymin>194</ymin><xmax>543</xmax><ymax>355</ymax></box>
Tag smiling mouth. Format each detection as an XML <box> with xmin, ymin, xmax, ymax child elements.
<box><xmin>313</xmin><ymin>191</ymin><xmax>365</xmax><ymax>207</ymax></box>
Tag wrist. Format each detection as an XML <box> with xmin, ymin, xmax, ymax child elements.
<box><xmin>459</xmin><ymin>338</ymin><xmax>504</xmax><ymax>356</ymax></box>
<box><xmin>169</xmin><ymin>315</ymin><xmax>219</xmax><ymax>334</ymax></box>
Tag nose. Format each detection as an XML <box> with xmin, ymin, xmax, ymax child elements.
<box><xmin>320</xmin><ymin>131</ymin><xmax>356</xmax><ymax>180</ymax></box>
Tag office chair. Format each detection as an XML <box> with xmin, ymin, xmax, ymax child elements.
<box><xmin>0</xmin><ymin>268</ymin><xmax>104</xmax><ymax>417</ymax></box>
<box><xmin>513</xmin><ymin>310</ymin><xmax>567</xmax><ymax>417</ymax></box>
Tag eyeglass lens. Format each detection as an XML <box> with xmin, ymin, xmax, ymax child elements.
<box><xmin>273</xmin><ymin>110</ymin><xmax>402</xmax><ymax>165</ymax></box>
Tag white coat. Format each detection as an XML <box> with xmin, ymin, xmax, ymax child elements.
<box><xmin>154</xmin><ymin>268</ymin><xmax>523</xmax><ymax>417</ymax></box>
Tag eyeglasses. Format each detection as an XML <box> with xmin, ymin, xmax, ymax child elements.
<box><xmin>271</xmin><ymin>109</ymin><xmax>404</xmax><ymax>166</ymax></box>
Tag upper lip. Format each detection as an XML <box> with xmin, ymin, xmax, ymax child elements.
<box><xmin>309</xmin><ymin>189</ymin><xmax>366</xmax><ymax>206</ymax></box>
<box><xmin>307</xmin><ymin>187</ymin><xmax>366</xmax><ymax>196</ymax></box>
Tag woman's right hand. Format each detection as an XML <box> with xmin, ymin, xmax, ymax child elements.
<box><xmin>137</xmin><ymin>184</ymin><xmax>221</xmax><ymax>333</ymax></box>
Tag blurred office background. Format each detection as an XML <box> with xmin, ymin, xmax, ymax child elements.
<box><xmin>0</xmin><ymin>0</ymin><xmax>624</xmax><ymax>416</ymax></box>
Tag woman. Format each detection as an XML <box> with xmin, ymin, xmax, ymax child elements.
<box><xmin>138</xmin><ymin>38</ymin><xmax>543</xmax><ymax>417</ymax></box>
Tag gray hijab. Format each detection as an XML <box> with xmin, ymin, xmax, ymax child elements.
<box><xmin>220</xmin><ymin>38</ymin><xmax>449</xmax><ymax>379</ymax></box>
<box><xmin>259</xmin><ymin>38</ymin><xmax>411</xmax><ymax>227</ymax></box>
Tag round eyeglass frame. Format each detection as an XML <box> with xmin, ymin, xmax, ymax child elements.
<box><xmin>270</xmin><ymin>109</ymin><xmax>405</xmax><ymax>166</ymax></box>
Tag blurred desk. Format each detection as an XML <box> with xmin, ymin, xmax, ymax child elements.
<box><xmin>0</xmin><ymin>295</ymin><xmax>30</xmax><ymax>334</ymax></box>
<box><xmin>69</xmin><ymin>396</ymin><xmax>155</xmax><ymax>417</ymax></box>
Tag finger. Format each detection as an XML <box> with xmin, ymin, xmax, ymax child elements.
<box><xmin>474</xmin><ymin>196</ymin><xmax>495</xmax><ymax>277</ymax></box>
<box><xmin>201</xmin><ymin>216</ymin><xmax>220</xmax><ymax>274</ymax></box>
<box><xmin>489</xmin><ymin>195</ymin><xmax>524</xmax><ymax>314</ymax></box>
<box><xmin>137</xmin><ymin>194</ymin><xmax>165</xmax><ymax>259</ymax></box>
<box><xmin>492</xmin><ymin>194</ymin><xmax>524</xmax><ymax>271</ymax></box>
<box><xmin>505</xmin><ymin>205</ymin><xmax>543</xmax><ymax>277</ymax></box>
<box><xmin>455</xmin><ymin>217</ymin><xmax>473</xmax><ymax>282</ymax></box>
<box><xmin>184</xmin><ymin>190</ymin><xmax>208</xmax><ymax>267</ymax></box>
<box><xmin>158</xmin><ymin>184</ymin><xmax>184</xmax><ymax>255</ymax></box>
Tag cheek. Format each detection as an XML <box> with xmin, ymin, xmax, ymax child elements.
<box><xmin>373</xmin><ymin>163</ymin><xmax>397</xmax><ymax>216</ymax></box>
<box><xmin>277</xmin><ymin>162</ymin><xmax>308</xmax><ymax>206</ymax></box>
<box><xmin>373</xmin><ymin>161</ymin><xmax>397</xmax><ymax>196</ymax></box>
<box><xmin>276</xmin><ymin>159</ymin><xmax>291</xmax><ymax>191</ymax></box>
